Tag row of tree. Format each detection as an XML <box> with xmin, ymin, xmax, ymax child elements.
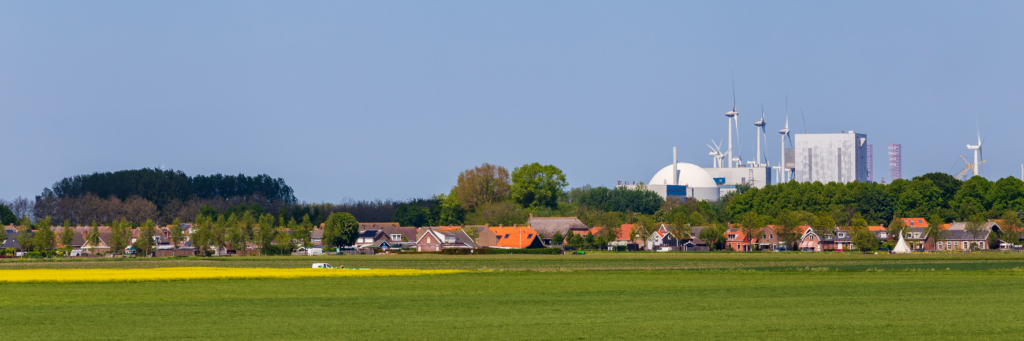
<box><xmin>2</xmin><ymin>206</ymin><xmax>360</xmax><ymax>256</ymax></box>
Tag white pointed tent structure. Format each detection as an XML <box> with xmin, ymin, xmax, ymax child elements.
<box><xmin>892</xmin><ymin>233</ymin><xmax>912</xmax><ymax>254</ymax></box>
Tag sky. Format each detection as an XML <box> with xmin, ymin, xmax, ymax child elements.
<box><xmin>2</xmin><ymin>1</ymin><xmax>1023</xmax><ymax>203</ymax></box>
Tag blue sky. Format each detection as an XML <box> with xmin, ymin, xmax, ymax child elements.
<box><xmin>2</xmin><ymin>1</ymin><xmax>1022</xmax><ymax>202</ymax></box>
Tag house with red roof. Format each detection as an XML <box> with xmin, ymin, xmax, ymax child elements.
<box><xmin>478</xmin><ymin>226</ymin><xmax>545</xmax><ymax>249</ymax></box>
<box><xmin>726</xmin><ymin>228</ymin><xmax>756</xmax><ymax>251</ymax></box>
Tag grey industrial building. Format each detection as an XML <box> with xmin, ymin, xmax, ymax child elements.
<box><xmin>793</xmin><ymin>131</ymin><xmax>869</xmax><ymax>183</ymax></box>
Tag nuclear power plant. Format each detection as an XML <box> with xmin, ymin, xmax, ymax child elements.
<box><xmin>631</xmin><ymin>88</ymin><xmax>879</xmax><ymax>202</ymax></box>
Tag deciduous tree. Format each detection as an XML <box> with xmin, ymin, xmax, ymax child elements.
<box><xmin>454</xmin><ymin>163</ymin><xmax>511</xmax><ymax>211</ymax></box>
<box><xmin>324</xmin><ymin>212</ymin><xmax>359</xmax><ymax>248</ymax></box>
<box><xmin>510</xmin><ymin>163</ymin><xmax>567</xmax><ymax>209</ymax></box>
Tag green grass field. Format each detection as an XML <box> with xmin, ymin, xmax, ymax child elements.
<box><xmin>3</xmin><ymin>253</ymin><xmax>1024</xmax><ymax>340</ymax></box>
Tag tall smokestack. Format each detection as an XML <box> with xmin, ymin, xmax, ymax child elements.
<box><xmin>673</xmin><ymin>147</ymin><xmax>678</xmax><ymax>186</ymax></box>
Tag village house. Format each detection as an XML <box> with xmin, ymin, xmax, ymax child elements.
<box><xmin>478</xmin><ymin>226</ymin><xmax>545</xmax><ymax>249</ymax></box>
<box><xmin>608</xmin><ymin>224</ymin><xmax>643</xmax><ymax>251</ymax></box>
<box><xmin>757</xmin><ymin>226</ymin><xmax>779</xmax><ymax>251</ymax></box>
<box><xmin>726</xmin><ymin>228</ymin><xmax>755</xmax><ymax>251</ymax></box>
<box><xmin>646</xmin><ymin>225</ymin><xmax>678</xmax><ymax>251</ymax></box>
<box><xmin>526</xmin><ymin>215</ymin><xmax>589</xmax><ymax>245</ymax></box>
<box><xmin>415</xmin><ymin>228</ymin><xmax>478</xmax><ymax>252</ymax></box>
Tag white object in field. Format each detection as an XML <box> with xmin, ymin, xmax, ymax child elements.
<box><xmin>892</xmin><ymin>234</ymin><xmax>912</xmax><ymax>254</ymax></box>
<box><xmin>312</xmin><ymin>263</ymin><xmax>333</xmax><ymax>269</ymax></box>
<box><xmin>306</xmin><ymin>247</ymin><xmax>324</xmax><ymax>256</ymax></box>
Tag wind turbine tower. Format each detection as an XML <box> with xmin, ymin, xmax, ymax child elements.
<box><xmin>779</xmin><ymin>114</ymin><xmax>791</xmax><ymax>182</ymax></box>
<box><xmin>967</xmin><ymin>126</ymin><xmax>984</xmax><ymax>176</ymax></box>
<box><xmin>725</xmin><ymin>92</ymin><xmax>738</xmax><ymax>168</ymax></box>
<box><xmin>754</xmin><ymin>105</ymin><xmax>767</xmax><ymax>167</ymax></box>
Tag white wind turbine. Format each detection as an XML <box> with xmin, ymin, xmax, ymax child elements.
<box><xmin>752</xmin><ymin>103</ymin><xmax>769</xmax><ymax>167</ymax></box>
<box><xmin>778</xmin><ymin>99</ymin><xmax>793</xmax><ymax>183</ymax></box>
<box><xmin>708</xmin><ymin>139</ymin><xmax>727</xmax><ymax>168</ymax></box>
<box><xmin>967</xmin><ymin>123</ymin><xmax>984</xmax><ymax>176</ymax></box>
<box><xmin>725</xmin><ymin>85</ymin><xmax>738</xmax><ymax>168</ymax></box>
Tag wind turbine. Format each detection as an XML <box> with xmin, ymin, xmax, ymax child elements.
<box><xmin>967</xmin><ymin>123</ymin><xmax>984</xmax><ymax>176</ymax></box>
<box><xmin>725</xmin><ymin>84</ymin><xmax>738</xmax><ymax>168</ymax></box>
<box><xmin>708</xmin><ymin>139</ymin><xmax>726</xmax><ymax>168</ymax></box>
<box><xmin>779</xmin><ymin>98</ymin><xmax>793</xmax><ymax>182</ymax></box>
<box><xmin>753</xmin><ymin>103</ymin><xmax>768</xmax><ymax>167</ymax></box>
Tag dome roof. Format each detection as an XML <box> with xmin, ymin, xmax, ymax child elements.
<box><xmin>649</xmin><ymin>162</ymin><xmax>719</xmax><ymax>188</ymax></box>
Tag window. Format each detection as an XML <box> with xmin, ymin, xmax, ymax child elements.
<box><xmin>505</xmin><ymin>234</ymin><xmax>510</xmax><ymax>238</ymax></box>
<box><xmin>963</xmin><ymin>242</ymin><xmax>968</xmax><ymax>249</ymax></box>
<box><xmin>527</xmin><ymin>234</ymin><xmax>533</xmax><ymax>239</ymax></box>
<box><xmin>838</xmin><ymin>232</ymin><xmax>847</xmax><ymax>238</ymax></box>
<box><xmin>391</xmin><ymin>234</ymin><xmax>402</xmax><ymax>241</ymax></box>
<box><xmin>980</xmin><ymin>242</ymin><xmax>986</xmax><ymax>249</ymax></box>
<box><xmin>729</xmin><ymin>234</ymin><xmax>737</xmax><ymax>239</ymax></box>
<box><xmin>938</xmin><ymin>243</ymin><xmax>943</xmax><ymax>250</ymax></box>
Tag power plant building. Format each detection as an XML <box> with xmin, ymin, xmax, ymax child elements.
<box><xmin>793</xmin><ymin>131</ymin><xmax>869</xmax><ymax>183</ymax></box>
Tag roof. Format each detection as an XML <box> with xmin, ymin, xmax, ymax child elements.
<box><xmin>2</xmin><ymin>228</ymin><xmax>22</xmax><ymax>249</ymax></box>
<box><xmin>417</xmin><ymin>228</ymin><xmax>480</xmax><ymax>248</ymax></box>
<box><xmin>947</xmin><ymin>222</ymin><xmax>999</xmax><ymax>232</ymax></box>
<box><xmin>490</xmin><ymin>226</ymin><xmax>542</xmax><ymax>249</ymax></box>
<box><xmin>901</xmin><ymin>218</ymin><xmax>928</xmax><ymax>227</ymax></box>
<box><xmin>527</xmin><ymin>216</ymin><xmax>588</xmax><ymax>237</ymax></box>
<box><xmin>867</xmin><ymin>226</ymin><xmax>886</xmax><ymax>232</ymax></box>
<box><xmin>358</xmin><ymin>230</ymin><xmax>382</xmax><ymax>239</ymax></box>
<box><xmin>946</xmin><ymin>230</ymin><xmax>988</xmax><ymax>241</ymax></box>
<box><xmin>616</xmin><ymin>224</ymin><xmax>635</xmax><ymax>241</ymax></box>
<box><xmin>589</xmin><ymin>226</ymin><xmax>603</xmax><ymax>235</ymax></box>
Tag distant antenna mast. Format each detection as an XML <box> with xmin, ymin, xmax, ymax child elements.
<box><xmin>800</xmin><ymin>107</ymin><xmax>808</xmax><ymax>134</ymax></box>
<box><xmin>888</xmin><ymin>143</ymin><xmax>902</xmax><ymax>181</ymax></box>
<box><xmin>868</xmin><ymin>144</ymin><xmax>876</xmax><ymax>182</ymax></box>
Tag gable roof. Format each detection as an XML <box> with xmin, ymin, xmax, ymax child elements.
<box><xmin>947</xmin><ymin>222</ymin><xmax>1000</xmax><ymax>232</ymax></box>
<box><xmin>527</xmin><ymin>216</ymin><xmax>588</xmax><ymax>237</ymax></box>
<box><xmin>867</xmin><ymin>226</ymin><xmax>886</xmax><ymax>232</ymax></box>
<box><xmin>616</xmin><ymin>224</ymin><xmax>635</xmax><ymax>241</ymax></box>
<box><xmin>901</xmin><ymin>218</ymin><xmax>928</xmax><ymax>227</ymax></box>
<box><xmin>416</xmin><ymin>228</ymin><xmax>479</xmax><ymax>248</ymax></box>
<box><xmin>490</xmin><ymin>226</ymin><xmax>543</xmax><ymax>249</ymax></box>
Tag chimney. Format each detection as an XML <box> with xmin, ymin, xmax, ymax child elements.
<box><xmin>529</xmin><ymin>213</ymin><xmax>533</xmax><ymax>219</ymax></box>
<box><xmin>673</xmin><ymin>146</ymin><xmax>678</xmax><ymax>186</ymax></box>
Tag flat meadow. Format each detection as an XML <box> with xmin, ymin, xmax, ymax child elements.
<box><xmin>2</xmin><ymin>252</ymin><xmax>1024</xmax><ymax>340</ymax></box>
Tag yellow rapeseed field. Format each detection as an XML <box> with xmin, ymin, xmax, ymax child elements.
<box><xmin>0</xmin><ymin>267</ymin><xmax>475</xmax><ymax>284</ymax></box>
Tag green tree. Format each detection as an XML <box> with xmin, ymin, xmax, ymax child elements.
<box><xmin>16</xmin><ymin>216</ymin><xmax>34</xmax><ymax>252</ymax></box>
<box><xmin>295</xmin><ymin>214</ymin><xmax>313</xmax><ymax>247</ymax></box>
<box><xmin>32</xmin><ymin>216</ymin><xmax>56</xmax><ymax>253</ymax></box>
<box><xmin>925</xmin><ymin>214</ymin><xmax>948</xmax><ymax>252</ymax></box>
<box><xmin>454</xmin><ymin>163</ymin><xmax>511</xmax><ymax>211</ymax></box>
<box><xmin>436</xmin><ymin>192</ymin><xmax>465</xmax><ymax>226</ymax></box>
<box><xmin>324</xmin><ymin>212</ymin><xmax>359</xmax><ymax>248</ymax></box>
<box><xmin>552</xmin><ymin>231</ymin><xmax>564</xmax><ymax>246</ymax></box>
<box><xmin>170</xmin><ymin>218</ymin><xmax>184</xmax><ymax>249</ymax></box>
<box><xmin>60</xmin><ymin>219</ymin><xmax>74</xmax><ymax>250</ymax></box>
<box><xmin>109</xmin><ymin>219</ymin><xmax>131</xmax><ymax>256</ymax></box>
<box><xmin>813</xmin><ymin>211</ymin><xmax>836</xmax><ymax>238</ymax></box>
<box><xmin>998</xmin><ymin>211</ymin><xmax>1022</xmax><ymax>248</ymax></box>
<box><xmin>510</xmin><ymin>163</ymin><xmax>568</xmax><ymax>209</ymax></box>
<box><xmin>134</xmin><ymin>219</ymin><xmax>157</xmax><ymax>257</ymax></box>
<box><xmin>774</xmin><ymin>210</ymin><xmax>800</xmax><ymax>250</ymax></box>
<box><xmin>886</xmin><ymin>215</ymin><xmax>907</xmax><ymax>239</ymax></box>
<box><xmin>0</xmin><ymin>203</ymin><xmax>17</xmax><ymax>225</ymax></box>
<box><xmin>256</xmin><ymin>213</ymin><xmax>278</xmax><ymax>255</ymax></box>
<box><xmin>85</xmin><ymin>222</ymin><xmax>101</xmax><ymax>255</ymax></box>
<box><xmin>738</xmin><ymin>211</ymin><xmax>763</xmax><ymax>249</ymax></box>
<box><xmin>852</xmin><ymin>229</ymin><xmax>879</xmax><ymax>252</ymax></box>
<box><xmin>0</xmin><ymin>221</ymin><xmax>8</xmax><ymax>248</ymax></box>
<box><xmin>964</xmin><ymin>214</ymin><xmax>987</xmax><ymax>242</ymax></box>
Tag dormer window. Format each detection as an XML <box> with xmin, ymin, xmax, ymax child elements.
<box><xmin>728</xmin><ymin>234</ymin><xmax>737</xmax><ymax>239</ymax></box>
<box><xmin>838</xmin><ymin>232</ymin><xmax>846</xmax><ymax>238</ymax></box>
<box><xmin>527</xmin><ymin>234</ymin><xmax>533</xmax><ymax>239</ymax></box>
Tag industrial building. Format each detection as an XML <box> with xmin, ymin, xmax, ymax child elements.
<box><xmin>621</xmin><ymin>148</ymin><xmax>721</xmax><ymax>202</ymax></box>
<box><xmin>793</xmin><ymin>131</ymin><xmax>869</xmax><ymax>183</ymax></box>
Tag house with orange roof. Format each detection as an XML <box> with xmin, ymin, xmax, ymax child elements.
<box><xmin>478</xmin><ymin>226</ymin><xmax>545</xmax><ymax>249</ymax></box>
<box><xmin>726</xmin><ymin>228</ymin><xmax>756</xmax><ymax>251</ymax></box>
<box><xmin>901</xmin><ymin>218</ymin><xmax>928</xmax><ymax>228</ymax></box>
<box><xmin>608</xmin><ymin>224</ymin><xmax>642</xmax><ymax>251</ymax></box>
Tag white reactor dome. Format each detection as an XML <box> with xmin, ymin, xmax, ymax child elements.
<box><xmin>649</xmin><ymin>162</ymin><xmax>719</xmax><ymax>188</ymax></box>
